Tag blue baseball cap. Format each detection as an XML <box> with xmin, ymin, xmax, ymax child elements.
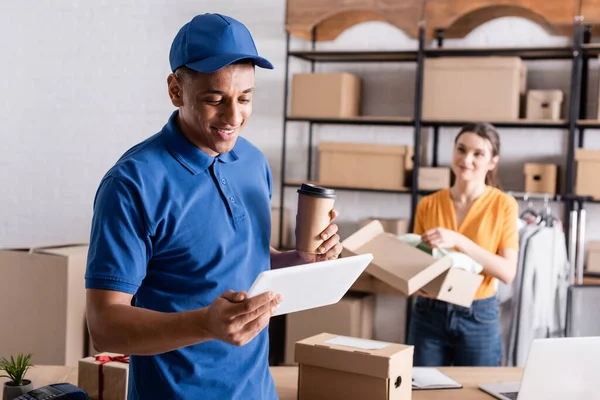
<box><xmin>169</xmin><ymin>13</ymin><xmax>274</xmax><ymax>73</ymax></box>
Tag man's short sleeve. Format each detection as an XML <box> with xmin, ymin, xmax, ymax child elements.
<box><xmin>85</xmin><ymin>176</ymin><xmax>152</xmax><ymax>295</ymax></box>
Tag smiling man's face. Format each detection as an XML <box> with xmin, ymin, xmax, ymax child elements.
<box><xmin>168</xmin><ymin>62</ymin><xmax>255</xmax><ymax>157</ymax></box>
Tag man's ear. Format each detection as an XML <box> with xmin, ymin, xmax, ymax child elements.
<box><xmin>167</xmin><ymin>73</ymin><xmax>184</xmax><ymax>107</ymax></box>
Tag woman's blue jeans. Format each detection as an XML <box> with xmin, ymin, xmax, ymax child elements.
<box><xmin>407</xmin><ymin>295</ymin><xmax>503</xmax><ymax>367</ymax></box>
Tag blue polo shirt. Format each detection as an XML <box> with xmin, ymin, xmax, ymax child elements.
<box><xmin>85</xmin><ymin>110</ymin><xmax>277</xmax><ymax>400</ymax></box>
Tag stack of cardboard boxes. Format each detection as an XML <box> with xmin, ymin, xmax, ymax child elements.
<box><xmin>0</xmin><ymin>244</ymin><xmax>90</xmax><ymax>366</ymax></box>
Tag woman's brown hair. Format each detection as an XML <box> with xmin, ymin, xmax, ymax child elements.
<box><xmin>454</xmin><ymin>122</ymin><xmax>501</xmax><ymax>189</ymax></box>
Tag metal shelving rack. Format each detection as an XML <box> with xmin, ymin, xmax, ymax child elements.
<box><xmin>272</xmin><ymin>17</ymin><xmax>597</xmax><ymax>365</ymax></box>
<box><xmin>278</xmin><ymin>18</ymin><xmax>594</xmax><ymax>249</ymax></box>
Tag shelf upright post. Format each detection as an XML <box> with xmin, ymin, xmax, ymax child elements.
<box><xmin>564</xmin><ymin>18</ymin><xmax>585</xmax><ymax>257</ymax></box>
<box><xmin>432</xmin><ymin>30</ymin><xmax>444</xmax><ymax>167</ymax></box>
<box><xmin>307</xmin><ymin>27</ymin><xmax>317</xmax><ymax>181</ymax></box>
<box><xmin>578</xmin><ymin>25</ymin><xmax>591</xmax><ymax>149</ymax></box>
<box><xmin>278</xmin><ymin>32</ymin><xmax>292</xmax><ymax>250</ymax></box>
<box><xmin>410</xmin><ymin>23</ymin><xmax>426</xmax><ymax>232</ymax></box>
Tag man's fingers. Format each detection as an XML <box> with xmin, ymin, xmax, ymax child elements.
<box><xmin>229</xmin><ymin>292</ymin><xmax>278</xmax><ymax>318</ymax></box>
<box><xmin>329</xmin><ymin>208</ymin><xmax>339</xmax><ymax>222</ymax></box>
<box><xmin>325</xmin><ymin>242</ymin><xmax>343</xmax><ymax>260</ymax></box>
<box><xmin>242</xmin><ymin>306</ymin><xmax>275</xmax><ymax>337</ymax></box>
<box><xmin>317</xmin><ymin>233</ymin><xmax>340</xmax><ymax>254</ymax></box>
<box><xmin>234</xmin><ymin>297</ymin><xmax>279</xmax><ymax>326</ymax></box>
<box><xmin>220</xmin><ymin>290</ymin><xmax>246</xmax><ymax>303</ymax></box>
<box><xmin>320</xmin><ymin>223</ymin><xmax>339</xmax><ymax>241</ymax></box>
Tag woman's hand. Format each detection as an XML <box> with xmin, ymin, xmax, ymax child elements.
<box><xmin>421</xmin><ymin>227</ymin><xmax>466</xmax><ymax>250</ymax></box>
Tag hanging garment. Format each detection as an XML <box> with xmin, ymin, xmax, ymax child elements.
<box><xmin>508</xmin><ymin>225</ymin><xmax>569</xmax><ymax>366</ymax></box>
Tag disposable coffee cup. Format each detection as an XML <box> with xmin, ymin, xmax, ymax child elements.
<box><xmin>295</xmin><ymin>183</ymin><xmax>336</xmax><ymax>254</ymax></box>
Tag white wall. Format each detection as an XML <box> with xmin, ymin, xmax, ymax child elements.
<box><xmin>2</xmin><ymin>1</ymin><xmax>600</xmax><ymax>341</ymax></box>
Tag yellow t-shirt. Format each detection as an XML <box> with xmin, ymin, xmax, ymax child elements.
<box><xmin>413</xmin><ymin>186</ymin><xmax>519</xmax><ymax>299</ymax></box>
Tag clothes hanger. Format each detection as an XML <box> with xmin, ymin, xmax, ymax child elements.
<box><xmin>520</xmin><ymin>194</ymin><xmax>540</xmax><ymax>223</ymax></box>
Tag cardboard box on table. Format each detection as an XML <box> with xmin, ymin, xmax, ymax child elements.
<box><xmin>295</xmin><ymin>333</ymin><xmax>414</xmax><ymax>400</ymax></box>
<box><xmin>342</xmin><ymin>221</ymin><xmax>484</xmax><ymax>308</ymax></box>
<box><xmin>284</xmin><ymin>293</ymin><xmax>374</xmax><ymax>365</ymax></box>
<box><xmin>0</xmin><ymin>244</ymin><xmax>88</xmax><ymax>366</ymax></box>
<box><xmin>78</xmin><ymin>353</ymin><xmax>129</xmax><ymax>400</ymax></box>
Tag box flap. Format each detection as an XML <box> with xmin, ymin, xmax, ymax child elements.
<box><xmin>36</xmin><ymin>245</ymin><xmax>89</xmax><ymax>257</ymax></box>
<box><xmin>295</xmin><ymin>333</ymin><xmax>413</xmax><ymax>379</ymax></box>
<box><xmin>319</xmin><ymin>142</ymin><xmax>407</xmax><ymax>156</ymax></box>
<box><xmin>528</xmin><ymin>90</ymin><xmax>563</xmax><ymax>102</ymax></box>
<box><xmin>575</xmin><ymin>148</ymin><xmax>600</xmax><ymax>162</ymax></box>
<box><xmin>524</xmin><ymin>163</ymin><xmax>557</xmax><ymax>175</ymax></box>
<box><xmin>426</xmin><ymin>56</ymin><xmax>523</xmax><ymax>70</ymax></box>
<box><xmin>0</xmin><ymin>243</ymin><xmax>88</xmax><ymax>257</ymax></box>
<box><xmin>342</xmin><ymin>221</ymin><xmax>452</xmax><ymax>295</ymax></box>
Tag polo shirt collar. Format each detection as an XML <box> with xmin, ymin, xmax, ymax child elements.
<box><xmin>162</xmin><ymin>110</ymin><xmax>239</xmax><ymax>175</ymax></box>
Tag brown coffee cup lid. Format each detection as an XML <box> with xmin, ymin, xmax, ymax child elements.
<box><xmin>297</xmin><ymin>183</ymin><xmax>336</xmax><ymax>199</ymax></box>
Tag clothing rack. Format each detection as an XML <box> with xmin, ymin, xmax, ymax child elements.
<box><xmin>505</xmin><ymin>191</ymin><xmax>593</xmax><ymax>285</ymax></box>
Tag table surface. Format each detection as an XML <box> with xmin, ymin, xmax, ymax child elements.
<box><xmin>1</xmin><ymin>365</ymin><xmax>523</xmax><ymax>400</ymax></box>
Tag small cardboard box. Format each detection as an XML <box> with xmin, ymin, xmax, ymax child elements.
<box><xmin>423</xmin><ymin>57</ymin><xmax>526</xmax><ymax>121</ymax></box>
<box><xmin>360</xmin><ymin>218</ymin><xmax>410</xmax><ymax>236</ymax></box>
<box><xmin>575</xmin><ymin>149</ymin><xmax>600</xmax><ymax>200</ymax></box>
<box><xmin>78</xmin><ymin>353</ymin><xmax>129</xmax><ymax>400</ymax></box>
<box><xmin>0</xmin><ymin>244</ymin><xmax>88</xmax><ymax>366</ymax></box>
<box><xmin>295</xmin><ymin>333</ymin><xmax>413</xmax><ymax>400</ymax></box>
<box><xmin>524</xmin><ymin>163</ymin><xmax>558</xmax><ymax>194</ymax></box>
<box><xmin>290</xmin><ymin>73</ymin><xmax>361</xmax><ymax>118</ymax></box>
<box><xmin>284</xmin><ymin>293</ymin><xmax>374</xmax><ymax>365</ymax></box>
<box><xmin>418</xmin><ymin>167</ymin><xmax>451</xmax><ymax>190</ymax></box>
<box><xmin>586</xmin><ymin>241</ymin><xmax>600</xmax><ymax>274</ymax></box>
<box><xmin>318</xmin><ymin>142</ymin><xmax>409</xmax><ymax>191</ymax></box>
<box><xmin>271</xmin><ymin>207</ymin><xmax>291</xmax><ymax>249</ymax></box>
<box><xmin>342</xmin><ymin>221</ymin><xmax>484</xmax><ymax>307</ymax></box>
<box><xmin>526</xmin><ymin>90</ymin><xmax>563</xmax><ymax>121</ymax></box>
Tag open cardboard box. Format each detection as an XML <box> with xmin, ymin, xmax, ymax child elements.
<box><xmin>342</xmin><ymin>221</ymin><xmax>483</xmax><ymax>308</ymax></box>
<box><xmin>295</xmin><ymin>333</ymin><xmax>413</xmax><ymax>400</ymax></box>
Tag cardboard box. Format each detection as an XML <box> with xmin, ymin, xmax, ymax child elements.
<box><xmin>342</xmin><ymin>221</ymin><xmax>484</xmax><ymax>307</ymax></box>
<box><xmin>0</xmin><ymin>244</ymin><xmax>88</xmax><ymax>366</ymax></box>
<box><xmin>524</xmin><ymin>163</ymin><xmax>558</xmax><ymax>194</ymax></box>
<box><xmin>78</xmin><ymin>353</ymin><xmax>129</xmax><ymax>400</ymax></box>
<box><xmin>290</xmin><ymin>73</ymin><xmax>361</xmax><ymax>118</ymax></box>
<box><xmin>575</xmin><ymin>149</ymin><xmax>600</xmax><ymax>199</ymax></box>
<box><xmin>271</xmin><ymin>207</ymin><xmax>291</xmax><ymax>249</ymax></box>
<box><xmin>360</xmin><ymin>218</ymin><xmax>409</xmax><ymax>236</ymax></box>
<box><xmin>526</xmin><ymin>90</ymin><xmax>563</xmax><ymax>121</ymax></box>
<box><xmin>418</xmin><ymin>167</ymin><xmax>451</xmax><ymax>190</ymax></box>
<box><xmin>423</xmin><ymin>57</ymin><xmax>526</xmax><ymax>121</ymax></box>
<box><xmin>295</xmin><ymin>333</ymin><xmax>414</xmax><ymax>400</ymax></box>
<box><xmin>586</xmin><ymin>241</ymin><xmax>600</xmax><ymax>274</ymax></box>
<box><xmin>284</xmin><ymin>293</ymin><xmax>374</xmax><ymax>365</ymax></box>
<box><xmin>318</xmin><ymin>142</ymin><xmax>410</xmax><ymax>191</ymax></box>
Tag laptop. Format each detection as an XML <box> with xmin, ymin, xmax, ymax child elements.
<box><xmin>247</xmin><ymin>253</ymin><xmax>373</xmax><ymax>316</ymax></box>
<box><xmin>479</xmin><ymin>336</ymin><xmax>600</xmax><ymax>400</ymax></box>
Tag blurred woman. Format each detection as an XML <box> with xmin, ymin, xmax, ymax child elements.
<box><xmin>408</xmin><ymin>122</ymin><xmax>519</xmax><ymax>366</ymax></box>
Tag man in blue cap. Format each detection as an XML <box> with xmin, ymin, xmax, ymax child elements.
<box><xmin>84</xmin><ymin>13</ymin><xmax>342</xmax><ymax>399</ymax></box>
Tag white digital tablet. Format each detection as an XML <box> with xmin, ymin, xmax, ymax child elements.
<box><xmin>247</xmin><ymin>253</ymin><xmax>374</xmax><ymax>316</ymax></box>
